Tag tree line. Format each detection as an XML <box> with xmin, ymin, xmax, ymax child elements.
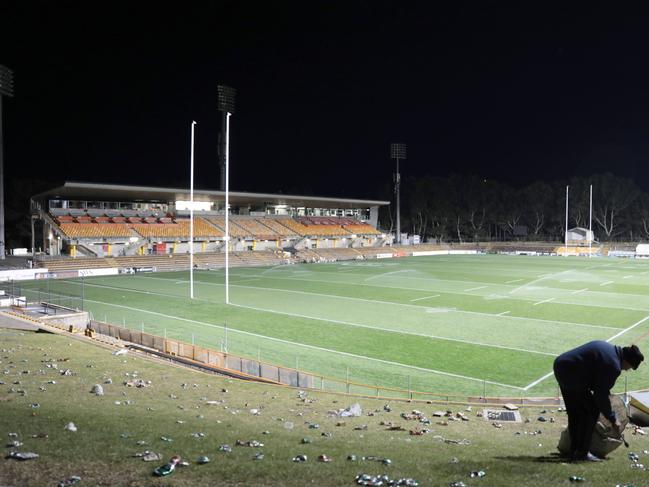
<box><xmin>379</xmin><ymin>173</ymin><xmax>649</xmax><ymax>243</ymax></box>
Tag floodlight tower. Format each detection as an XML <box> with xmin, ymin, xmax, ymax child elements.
<box><xmin>217</xmin><ymin>85</ymin><xmax>236</xmax><ymax>304</ymax></box>
<box><xmin>390</xmin><ymin>143</ymin><xmax>406</xmax><ymax>244</ymax></box>
<box><xmin>0</xmin><ymin>65</ymin><xmax>14</xmax><ymax>260</ymax></box>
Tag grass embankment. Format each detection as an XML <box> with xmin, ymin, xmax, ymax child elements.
<box><xmin>1</xmin><ymin>329</ymin><xmax>648</xmax><ymax>486</ymax></box>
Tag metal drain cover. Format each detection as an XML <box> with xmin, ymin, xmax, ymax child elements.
<box><xmin>483</xmin><ymin>409</ymin><xmax>522</xmax><ymax>422</ymax></box>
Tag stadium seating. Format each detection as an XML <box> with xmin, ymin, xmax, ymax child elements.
<box><xmin>131</xmin><ymin>218</ymin><xmax>217</xmax><ymax>238</ymax></box>
<box><xmin>59</xmin><ymin>223</ymin><xmax>133</xmax><ymax>238</ymax></box>
<box><xmin>258</xmin><ymin>218</ymin><xmax>299</xmax><ymax>237</ymax></box>
<box><xmin>231</xmin><ymin>218</ymin><xmax>279</xmax><ymax>239</ymax></box>
<box><xmin>203</xmin><ymin>217</ymin><xmax>248</xmax><ymax>238</ymax></box>
<box><xmin>343</xmin><ymin>224</ymin><xmax>381</xmax><ymax>235</ymax></box>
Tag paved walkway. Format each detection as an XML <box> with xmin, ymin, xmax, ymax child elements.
<box><xmin>0</xmin><ymin>311</ymin><xmax>40</xmax><ymax>330</ymax></box>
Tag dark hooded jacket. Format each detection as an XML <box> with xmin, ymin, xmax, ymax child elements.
<box><xmin>553</xmin><ymin>340</ymin><xmax>622</xmax><ymax>423</ymax></box>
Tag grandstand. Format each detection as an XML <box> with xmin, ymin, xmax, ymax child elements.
<box><xmin>30</xmin><ymin>182</ymin><xmax>389</xmax><ymax>260</ymax></box>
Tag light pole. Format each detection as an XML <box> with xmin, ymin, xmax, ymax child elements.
<box><xmin>390</xmin><ymin>143</ymin><xmax>406</xmax><ymax>245</ymax></box>
<box><xmin>218</xmin><ymin>85</ymin><xmax>236</xmax><ymax>304</ymax></box>
<box><xmin>0</xmin><ymin>65</ymin><xmax>14</xmax><ymax>260</ymax></box>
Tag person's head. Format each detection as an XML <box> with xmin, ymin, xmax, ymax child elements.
<box><xmin>622</xmin><ymin>345</ymin><xmax>644</xmax><ymax>371</ymax></box>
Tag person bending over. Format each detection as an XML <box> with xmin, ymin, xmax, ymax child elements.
<box><xmin>553</xmin><ymin>340</ymin><xmax>643</xmax><ymax>462</ymax></box>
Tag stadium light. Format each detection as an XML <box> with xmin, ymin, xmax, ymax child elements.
<box><xmin>189</xmin><ymin>121</ymin><xmax>197</xmax><ymax>299</ymax></box>
<box><xmin>390</xmin><ymin>143</ymin><xmax>406</xmax><ymax>245</ymax></box>
<box><xmin>218</xmin><ymin>85</ymin><xmax>236</xmax><ymax>304</ymax></box>
<box><xmin>0</xmin><ymin>65</ymin><xmax>14</xmax><ymax>260</ymax></box>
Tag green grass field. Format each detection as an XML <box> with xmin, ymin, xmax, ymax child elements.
<box><xmin>20</xmin><ymin>254</ymin><xmax>649</xmax><ymax>398</ymax></box>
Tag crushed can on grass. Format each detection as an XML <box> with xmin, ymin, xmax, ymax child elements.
<box><xmin>57</xmin><ymin>476</ymin><xmax>81</xmax><ymax>487</ymax></box>
<box><xmin>153</xmin><ymin>455</ymin><xmax>181</xmax><ymax>476</ymax></box>
<box><xmin>569</xmin><ymin>476</ymin><xmax>586</xmax><ymax>482</ymax></box>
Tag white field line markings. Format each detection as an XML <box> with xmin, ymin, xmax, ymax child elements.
<box><xmin>509</xmin><ymin>270</ymin><xmax>572</xmax><ymax>294</ymax></box>
<box><xmin>364</xmin><ymin>269</ymin><xmax>414</xmax><ymax>282</ymax></box>
<box><xmin>600</xmin><ymin>281</ymin><xmax>614</xmax><ymax>286</ymax></box>
<box><xmin>410</xmin><ymin>295</ymin><xmax>440</xmax><ymax>302</ymax></box>
<box><xmin>533</xmin><ymin>298</ymin><xmax>555</xmax><ymax>306</ymax></box>
<box><xmin>77</xmin><ymin>296</ymin><xmax>524</xmax><ymax>390</ymax></box>
<box><xmin>227</xmin><ymin>301</ymin><xmax>557</xmax><ymax>358</ymax></box>
<box><xmin>464</xmin><ymin>285</ymin><xmax>487</xmax><ymax>292</ymax></box>
<box><xmin>498</xmin><ymin>311</ymin><xmax>511</xmax><ymax>316</ymax></box>
<box><xmin>505</xmin><ymin>279</ymin><xmax>523</xmax><ymax>284</ymax></box>
<box><xmin>571</xmin><ymin>288</ymin><xmax>588</xmax><ymax>295</ymax></box>
<box><xmin>74</xmin><ymin>280</ymin><xmax>558</xmax><ymax>358</ymax></box>
<box><xmin>523</xmin><ymin>314</ymin><xmax>649</xmax><ymax>391</ymax></box>
<box><xmin>132</xmin><ymin>275</ymin><xmax>621</xmax><ymax>331</ymax></box>
<box><xmin>605</xmin><ymin>315</ymin><xmax>649</xmax><ymax>343</ymax></box>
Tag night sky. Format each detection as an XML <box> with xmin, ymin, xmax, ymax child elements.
<box><xmin>3</xmin><ymin>2</ymin><xmax>649</xmax><ymax>200</ymax></box>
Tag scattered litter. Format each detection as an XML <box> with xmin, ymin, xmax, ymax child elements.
<box><xmin>218</xmin><ymin>444</ymin><xmax>232</xmax><ymax>453</ymax></box>
<box><xmin>301</xmin><ymin>438</ymin><xmax>312</xmax><ymax>444</ymax></box>
<box><xmin>104</xmin><ymin>378</ymin><xmax>113</xmax><ymax>384</ymax></box>
<box><xmin>112</xmin><ymin>349</ymin><xmax>128</xmax><ymax>356</ymax></box>
<box><xmin>253</xmin><ymin>452</ymin><xmax>264</xmax><ymax>460</ymax></box>
<box><xmin>569</xmin><ymin>476</ymin><xmax>586</xmax><ymax>482</ymax></box>
<box><xmin>125</xmin><ymin>379</ymin><xmax>150</xmax><ymax>388</ymax></box>
<box><xmin>354</xmin><ymin>425</ymin><xmax>368</xmax><ymax>431</ymax></box>
<box><xmin>153</xmin><ymin>455</ymin><xmax>181</xmax><ymax>477</ymax></box>
<box><xmin>57</xmin><ymin>475</ymin><xmax>81</xmax><ymax>487</ymax></box>
<box><xmin>362</xmin><ymin>455</ymin><xmax>392</xmax><ymax>465</ymax></box>
<box><xmin>30</xmin><ymin>403</ymin><xmax>40</xmax><ymax>408</ymax></box>
<box><xmin>308</xmin><ymin>423</ymin><xmax>320</xmax><ymax>429</ymax></box>
<box><xmin>6</xmin><ymin>451</ymin><xmax>39</xmax><ymax>460</ymax></box>
<box><xmin>293</xmin><ymin>454</ymin><xmax>308</xmax><ymax>462</ymax></box>
<box><xmin>318</xmin><ymin>454</ymin><xmax>332</xmax><ymax>463</ymax></box>
<box><xmin>348</xmin><ymin>455</ymin><xmax>357</xmax><ymax>461</ymax></box>
<box><xmin>160</xmin><ymin>436</ymin><xmax>173</xmax><ymax>442</ymax></box>
<box><xmin>250</xmin><ymin>408</ymin><xmax>260</xmax><ymax>415</ymax></box>
<box><xmin>634</xmin><ymin>426</ymin><xmax>646</xmax><ymax>436</ymax></box>
<box><xmin>191</xmin><ymin>432</ymin><xmax>205</xmax><ymax>438</ymax></box>
<box><xmin>91</xmin><ymin>384</ymin><xmax>104</xmax><ymax>396</ymax></box>
<box><xmin>7</xmin><ymin>440</ymin><xmax>23</xmax><ymax>448</ymax></box>
<box><xmin>338</xmin><ymin>403</ymin><xmax>363</xmax><ymax>417</ymax></box>
<box><xmin>60</xmin><ymin>369</ymin><xmax>72</xmax><ymax>376</ymax></box>
<box><xmin>134</xmin><ymin>451</ymin><xmax>162</xmax><ymax>462</ymax></box>
<box><xmin>470</xmin><ymin>470</ymin><xmax>486</xmax><ymax>478</ymax></box>
<box><xmin>196</xmin><ymin>456</ymin><xmax>210</xmax><ymax>464</ymax></box>
<box><xmin>31</xmin><ymin>433</ymin><xmax>48</xmax><ymax>439</ymax></box>
<box><xmin>449</xmin><ymin>482</ymin><xmax>467</xmax><ymax>487</ymax></box>
<box><xmin>433</xmin><ymin>435</ymin><xmax>471</xmax><ymax>445</ymax></box>
<box><xmin>64</xmin><ymin>422</ymin><xmax>77</xmax><ymax>432</ymax></box>
<box><xmin>537</xmin><ymin>416</ymin><xmax>547</xmax><ymax>422</ymax></box>
<box><xmin>235</xmin><ymin>439</ymin><xmax>264</xmax><ymax>447</ymax></box>
<box><xmin>355</xmin><ymin>473</ymin><xmax>418</xmax><ymax>486</ymax></box>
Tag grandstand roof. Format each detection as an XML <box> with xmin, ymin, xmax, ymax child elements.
<box><xmin>32</xmin><ymin>182</ymin><xmax>389</xmax><ymax>209</ymax></box>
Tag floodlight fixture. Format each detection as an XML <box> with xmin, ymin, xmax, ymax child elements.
<box><xmin>0</xmin><ymin>64</ymin><xmax>13</xmax><ymax>260</ymax></box>
<box><xmin>390</xmin><ymin>143</ymin><xmax>407</xmax><ymax>245</ymax></box>
<box><xmin>0</xmin><ymin>65</ymin><xmax>14</xmax><ymax>98</ymax></box>
<box><xmin>216</xmin><ymin>84</ymin><xmax>236</xmax><ymax>303</ymax></box>
<box><xmin>217</xmin><ymin>85</ymin><xmax>236</xmax><ymax>114</ymax></box>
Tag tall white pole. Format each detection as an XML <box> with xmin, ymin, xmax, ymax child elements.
<box><xmin>564</xmin><ymin>185</ymin><xmax>569</xmax><ymax>257</ymax></box>
<box><xmin>225</xmin><ymin>112</ymin><xmax>231</xmax><ymax>305</ymax></box>
<box><xmin>589</xmin><ymin>184</ymin><xmax>593</xmax><ymax>258</ymax></box>
<box><xmin>189</xmin><ymin>121</ymin><xmax>196</xmax><ymax>299</ymax></box>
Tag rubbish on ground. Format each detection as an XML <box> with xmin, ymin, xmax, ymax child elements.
<box><xmin>6</xmin><ymin>451</ymin><xmax>39</xmax><ymax>460</ymax></box>
<box><xmin>7</xmin><ymin>440</ymin><xmax>23</xmax><ymax>448</ymax></box>
<box><xmin>57</xmin><ymin>475</ymin><xmax>81</xmax><ymax>487</ymax></box>
<box><xmin>301</xmin><ymin>438</ymin><xmax>312</xmax><ymax>444</ymax></box>
<box><xmin>160</xmin><ymin>436</ymin><xmax>173</xmax><ymax>442</ymax></box>
<box><xmin>91</xmin><ymin>384</ymin><xmax>104</xmax><ymax>396</ymax></box>
<box><xmin>134</xmin><ymin>451</ymin><xmax>162</xmax><ymax>462</ymax></box>
<box><xmin>318</xmin><ymin>454</ymin><xmax>332</xmax><ymax>462</ymax></box>
<box><xmin>347</xmin><ymin>455</ymin><xmax>357</xmax><ymax>461</ymax></box>
<box><xmin>253</xmin><ymin>452</ymin><xmax>264</xmax><ymax>460</ymax></box>
<box><xmin>338</xmin><ymin>403</ymin><xmax>363</xmax><ymax>417</ymax></box>
<box><xmin>219</xmin><ymin>444</ymin><xmax>232</xmax><ymax>453</ymax></box>
<box><xmin>470</xmin><ymin>470</ymin><xmax>486</xmax><ymax>478</ymax></box>
<box><xmin>153</xmin><ymin>455</ymin><xmax>181</xmax><ymax>477</ymax></box>
<box><xmin>355</xmin><ymin>473</ymin><xmax>419</xmax><ymax>486</ymax></box>
<box><xmin>293</xmin><ymin>454</ymin><xmax>308</xmax><ymax>462</ymax></box>
<box><xmin>196</xmin><ymin>456</ymin><xmax>210</xmax><ymax>464</ymax></box>
<box><xmin>569</xmin><ymin>476</ymin><xmax>586</xmax><ymax>482</ymax></box>
<box><xmin>235</xmin><ymin>439</ymin><xmax>263</xmax><ymax>447</ymax></box>
<box><xmin>64</xmin><ymin>422</ymin><xmax>77</xmax><ymax>432</ymax></box>
<box><xmin>112</xmin><ymin>349</ymin><xmax>128</xmax><ymax>356</ymax></box>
